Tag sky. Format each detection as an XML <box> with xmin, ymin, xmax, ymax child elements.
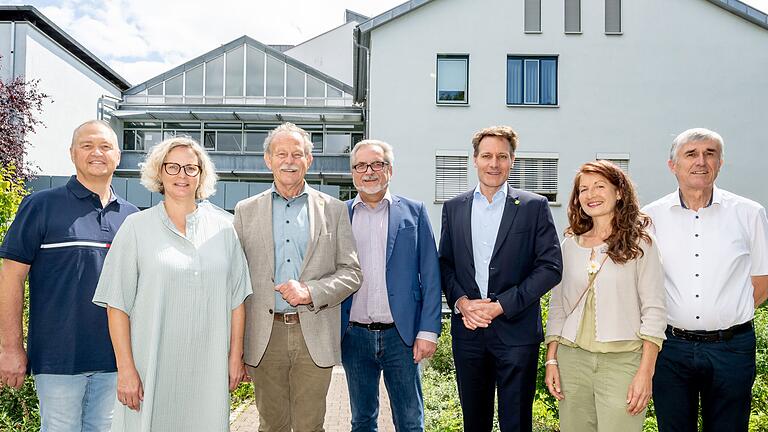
<box><xmin>8</xmin><ymin>0</ymin><xmax>768</xmax><ymax>86</ymax></box>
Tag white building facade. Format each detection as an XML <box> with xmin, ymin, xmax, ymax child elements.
<box><xmin>0</xmin><ymin>6</ymin><xmax>130</xmax><ymax>177</ymax></box>
<box><xmin>355</xmin><ymin>0</ymin><xmax>768</xmax><ymax>232</ymax></box>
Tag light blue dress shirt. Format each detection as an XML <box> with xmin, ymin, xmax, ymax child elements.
<box><xmin>271</xmin><ymin>183</ymin><xmax>309</xmax><ymax>313</ymax></box>
<box><xmin>471</xmin><ymin>184</ymin><xmax>508</xmax><ymax>299</ymax></box>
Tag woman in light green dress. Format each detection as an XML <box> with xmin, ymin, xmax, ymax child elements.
<box><xmin>93</xmin><ymin>137</ymin><xmax>252</xmax><ymax>432</ymax></box>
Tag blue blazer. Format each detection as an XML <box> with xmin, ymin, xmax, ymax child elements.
<box><xmin>342</xmin><ymin>195</ymin><xmax>443</xmax><ymax>346</ymax></box>
<box><xmin>438</xmin><ymin>186</ymin><xmax>563</xmax><ymax>345</ymax></box>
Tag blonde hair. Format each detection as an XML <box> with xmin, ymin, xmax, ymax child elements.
<box><xmin>140</xmin><ymin>137</ymin><xmax>217</xmax><ymax>199</ymax></box>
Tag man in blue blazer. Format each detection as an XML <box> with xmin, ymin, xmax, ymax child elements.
<box><xmin>341</xmin><ymin>139</ymin><xmax>443</xmax><ymax>431</ymax></box>
<box><xmin>439</xmin><ymin>126</ymin><xmax>562</xmax><ymax>432</ymax></box>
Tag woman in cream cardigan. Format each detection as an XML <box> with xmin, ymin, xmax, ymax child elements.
<box><xmin>544</xmin><ymin>160</ymin><xmax>667</xmax><ymax>432</ymax></box>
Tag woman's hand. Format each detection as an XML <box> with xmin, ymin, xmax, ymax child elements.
<box><xmin>544</xmin><ymin>362</ymin><xmax>564</xmax><ymax>401</ymax></box>
<box><xmin>229</xmin><ymin>355</ymin><xmax>247</xmax><ymax>391</ymax></box>
<box><xmin>626</xmin><ymin>368</ymin><xmax>652</xmax><ymax>415</ymax></box>
<box><xmin>117</xmin><ymin>366</ymin><xmax>143</xmax><ymax>411</ymax></box>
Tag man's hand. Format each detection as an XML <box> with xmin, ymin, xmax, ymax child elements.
<box><xmin>117</xmin><ymin>366</ymin><xmax>143</xmax><ymax>411</ymax></box>
<box><xmin>413</xmin><ymin>339</ymin><xmax>437</xmax><ymax>363</ymax></box>
<box><xmin>457</xmin><ymin>298</ymin><xmax>503</xmax><ymax>330</ymax></box>
<box><xmin>275</xmin><ymin>280</ymin><xmax>312</xmax><ymax>306</ymax></box>
<box><xmin>0</xmin><ymin>346</ymin><xmax>27</xmax><ymax>389</ymax></box>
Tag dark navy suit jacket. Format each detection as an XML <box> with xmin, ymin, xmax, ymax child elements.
<box><xmin>342</xmin><ymin>195</ymin><xmax>443</xmax><ymax>346</ymax></box>
<box><xmin>438</xmin><ymin>186</ymin><xmax>562</xmax><ymax>345</ymax></box>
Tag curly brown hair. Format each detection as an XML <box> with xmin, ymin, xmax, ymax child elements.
<box><xmin>565</xmin><ymin>160</ymin><xmax>651</xmax><ymax>264</ymax></box>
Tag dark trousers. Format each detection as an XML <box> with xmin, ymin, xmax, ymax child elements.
<box><xmin>452</xmin><ymin>329</ymin><xmax>539</xmax><ymax>432</ymax></box>
<box><xmin>652</xmin><ymin>327</ymin><xmax>756</xmax><ymax>432</ymax></box>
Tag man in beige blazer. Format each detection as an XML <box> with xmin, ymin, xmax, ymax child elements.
<box><xmin>233</xmin><ymin>123</ymin><xmax>362</xmax><ymax>432</ymax></box>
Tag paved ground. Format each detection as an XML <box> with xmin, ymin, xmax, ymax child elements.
<box><xmin>230</xmin><ymin>366</ymin><xmax>395</xmax><ymax>431</ymax></box>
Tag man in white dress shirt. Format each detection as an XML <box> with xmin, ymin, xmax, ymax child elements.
<box><xmin>643</xmin><ymin>128</ymin><xmax>768</xmax><ymax>432</ymax></box>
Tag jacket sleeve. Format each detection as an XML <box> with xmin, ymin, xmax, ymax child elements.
<box><xmin>305</xmin><ymin>202</ymin><xmax>362</xmax><ymax>311</ymax></box>
<box><xmin>438</xmin><ymin>202</ymin><xmax>467</xmax><ymax>310</ymax></box>
<box><xmin>417</xmin><ymin>202</ymin><xmax>443</xmax><ymax>335</ymax></box>
<box><xmin>496</xmin><ymin>198</ymin><xmax>563</xmax><ymax>319</ymax></box>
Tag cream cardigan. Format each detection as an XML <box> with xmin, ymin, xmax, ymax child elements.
<box><xmin>546</xmin><ymin>235</ymin><xmax>668</xmax><ymax>343</ymax></box>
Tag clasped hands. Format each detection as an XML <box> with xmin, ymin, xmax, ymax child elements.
<box><xmin>455</xmin><ymin>297</ymin><xmax>504</xmax><ymax>330</ymax></box>
<box><xmin>275</xmin><ymin>279</ymin><xmax>312</xmax><ymax>306</ymax></box>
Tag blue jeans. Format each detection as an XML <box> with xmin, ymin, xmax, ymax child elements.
<box><xmin>652</xmin><ymin>327</ymin><xmax>756</xmax><ymax>432</ymax></box>
<box><xmin>342</xmin><ymin>325</ymin><xmax>424</xmax><ymax>432</ymax></box>
<box><xmin>34</xmin><ymin>371</ymin><xmax>117</xmax><ymax>432</ymax></box>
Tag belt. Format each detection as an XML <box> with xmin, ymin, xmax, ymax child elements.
<box><xmin>274</xmin><ymin>312</ymin><xmax>299</xmax><ymax>325</ymax></box>
<box><xmin>351</xmin><ymin>321</ymin><xmax>396</xmax><ymax>331</ymax></box>
<box><xmin>667</xmin><ymin>321</ymin><xmax>752</xmax><ymax>343</ymax></box>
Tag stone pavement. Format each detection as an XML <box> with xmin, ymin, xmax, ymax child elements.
<box><xmin>230</xmin><ymin>366</ymin><xmax>395</xmax><ymax>432</ymax></box>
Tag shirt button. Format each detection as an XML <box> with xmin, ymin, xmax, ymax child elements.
<box><xmin>694</xmin><ymin>234</ymin><xmax>699</xmax><ymax>237</ymax></box>
<box><xmin>286</xmin><ymin>239</ymin><xmax>290</xmax><ymax>243</ymax></box>
<box><xmin>696</xmin><ymin>316</ymin><xmax>700</xmax><ymax>319</ymax></box>
<box><xmin>695</xmin><ymin>294</ymin><xmax>700</xmax><ymax>298</ymax></box>
<box><xmin>695</xmin><ymin>253</ymin><xmax>699</xmax><ymax>257</ymax></box>
<box><xmin>286</xmin><ymin>220</ymin><xmax>290</xmax><ymax>224</ymax></box>
<box><xmin>287</xmin><ymin>259</ymin><xmax>291</xmax><ymax>263</ymax></box>
<box><xmin>695</xmin><ymin>274</ymin><xmax>699</xmax><ymax>277</ymax></box>
<box><xmin>287</xmin><ymin>203</ymin><xmax>291</xmax><ymax>207</ymax></box>
<box><xmin>695</xmin><ymin>215</ymin><xmax>699</xmax><ymax>219</ymax></box>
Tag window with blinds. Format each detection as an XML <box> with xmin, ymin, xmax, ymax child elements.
<box><xmin>565</xmin><ymin>0</ymin><xmax>581</xmax><ymax>33</ymax></box>
<box><xmin>435</xmin><ymin>152</ymin><xmax>469</xmax><ymax>202</ymax></box>
<box><xmin>525</xmin><ymin>0</ymin><xmax>541</xmax><ymax>32</ymax></box>
<box><xmin>508</xmin><ymin>155</ymin><xmax>559</xmax><ymax>202</ymax></box>
<box><xmin>597</xmin><ymin>154</ymin><xmax>630</xmax><ymax>173</ymax></box>
<box><xmin>606</xmin><ymin>0</ymin><xmax>622</xmax><ymax>33</ymax></box>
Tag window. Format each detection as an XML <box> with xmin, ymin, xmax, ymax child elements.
<box><xmin>225</xmin><ymin>46</ymin><xmax>245</xmax><ymax>97</ymax></box>
<box><xmin>596</xmin><ymin>153</ymin><xmax>630</xmax><ymax>173</ymax></box>
<box><xmin>205</xmin><ymin>55</ymin><xmax>224</xmax><ymax>98</ymax></box>
<box><xmin>565</xmin><ymin>0</ymin><xmax>581</xmax><ymax>33</ymax></box>
<box><xmin>508</xmin><ymin>154</ymin><xmax>559</xmax><ymax>202</ymax></box>
<box><xmin>436</xmin><ymin>55</ymin><xmax>469</xmax><ymax>105</ymax></box>
<box><xmin>122</xmin><ymin>122</ymin><xmax>162</xmax><ymax>151</ymax></box>
<box><xmin>605</xmin><ymin>0</ymin><xmax>621</xmax><ymax>33</ymax></box>
<box><xmin>507</xmin><ymin>56</ymin><xmax>557</xmax><ymax>105</ymax></box>
<box><xmin>525</xmin><ymin>0</ymin><xmax>541</xmax><ymax>32</ymax></box>
<box><xmin>246</xmin><ymin>47</ymin><xmax>265</xmax><ymax>97</ymax></box>
<box><xmin>435</xmin><ymin>151</ymin><xmax>468</xmax><ymax>202</ymax></box>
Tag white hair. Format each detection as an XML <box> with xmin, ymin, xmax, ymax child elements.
<box><xmin>263</xmin><ymin>122</ymin><xmax>313</xmax><ymax>155</ymax></box>
<box><xmin>670</xmin><ymin>128</ymin><xmax>725</xmax><ymax>161</ymax></box>
<box><xmin>350</xmin><ymin>139</ymin><xmax>395</xmax><ymax>168</ymax></box>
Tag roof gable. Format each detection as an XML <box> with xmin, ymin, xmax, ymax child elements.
<box><xmin>0</xmin><ymin>5</ymin><xmax>130</xmax><ymax>90</ymax></box>
<box><xmin>125</xmin><ymin>35</ymin><xmax>353</xmax><ymax>96</ymax></box>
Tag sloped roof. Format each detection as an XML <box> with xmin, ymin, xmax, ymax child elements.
<box><xmin>0</xmin><ymin>5</ymin><xmax>131</xmax><ymax>90</ymax></box>
<box><xmin>124</xmin><ymin>35</ymin><xmax>353</xmax><ymax>96</ymax></box>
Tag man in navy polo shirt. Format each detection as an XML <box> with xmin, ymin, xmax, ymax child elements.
<box><xmin>0</xmin><ymin>120</ymin><xmax>138</xmax><ymax>432</ymax></box>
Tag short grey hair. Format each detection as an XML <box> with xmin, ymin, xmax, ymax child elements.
<box><xmin>263</xmin><ymin>122</ymin><xmax>313</xmax><ymax>155</ymax></box>
<box><xmin>71</xmin><ymin>119</ymin><xmax>118</xmax><ymax>148</ymax></box>
<box><xmin>350</xmin><ymin>139</ymin><xmax>395</xmax><ymax>169</ymax></box>
<box><xmin>140</xmin><ymin>137</ymin><xmax>217</xmax><ymax>200</ymax></box>
<box><xmin>670</xmin><ymin>128</ymin><xmax>725</xmax><ymax>161</ymax></box>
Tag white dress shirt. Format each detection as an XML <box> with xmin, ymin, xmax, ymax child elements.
<box><xmin>643</xmin><ymin>186</ymin><xmax>768</xmax><ymax>331</ymax></box>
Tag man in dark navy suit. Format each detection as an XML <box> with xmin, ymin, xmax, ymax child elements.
<box><xmin>342</xmin><ymin>139</ymin><xmax>442</xmax><ymax>431</ymax></box>
<box><xmin>439</xmin><ymin>126</ymin><xmax>562</xmax><ymax>432</ymax></box>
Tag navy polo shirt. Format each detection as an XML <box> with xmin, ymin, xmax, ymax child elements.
<box><xmin>0</xmin><ymin>176</ymin><xmax>138</xmax><ymax>374</ymax></box>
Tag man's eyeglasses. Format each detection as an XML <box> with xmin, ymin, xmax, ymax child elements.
<box><xmin>163</xmin><ymin>163</ymin><xmax>201</xmax><ymax>177</ymax></box>
<box><xmin>353</xmin><ymin>161</ymin><xmax>390</xmax><ymax>173</ymax></box>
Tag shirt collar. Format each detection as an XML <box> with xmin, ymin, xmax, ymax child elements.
<box><xmin>66</xmin><ymin>175</ymin><xmax>118</xmax><ymax>205</ymax></box>
<box><xmin>352</xmin><ymin>189</ymin><xmax>392</xmax><ymax>209</ymax></box>
<box><xmin>271</xmin><ymin>182</ymin><xmax>309</xmax><ymax>200</ymax></box>
<box><xmin>674</xmin><ymin>185</ymin><xmax>721</xmax><ymax>209</ymax></box>
<box><xmin>473</xmin><ymin>183</ymin><xmax>508</xmax><ymax>203</ymax></box>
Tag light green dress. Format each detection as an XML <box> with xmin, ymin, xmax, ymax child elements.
<box><xmin>93</xmin><ymin>202</ymin><xmax>252</xmax><ymax>432</ymax></box>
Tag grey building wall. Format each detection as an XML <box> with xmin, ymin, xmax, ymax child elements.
<box><xmin>365</xmin><ymin>0</ymin><xmax>768</xmax><ymax>234</ymax></box>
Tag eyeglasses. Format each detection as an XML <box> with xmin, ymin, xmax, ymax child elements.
<box><xmin>163</xmin><ymin>163</ymin><xmax>201</xmax><ymax>177</ymax></box>
<box><xmin>353</xmin><ymin>161</ymin><xmax>389</xmax><ymax>173</ymax></box>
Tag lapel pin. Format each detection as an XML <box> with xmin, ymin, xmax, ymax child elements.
<box><xmin>514</xmin><ymin>199</ymin><xmax>520</xmax><ymax>205</ymax></box>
